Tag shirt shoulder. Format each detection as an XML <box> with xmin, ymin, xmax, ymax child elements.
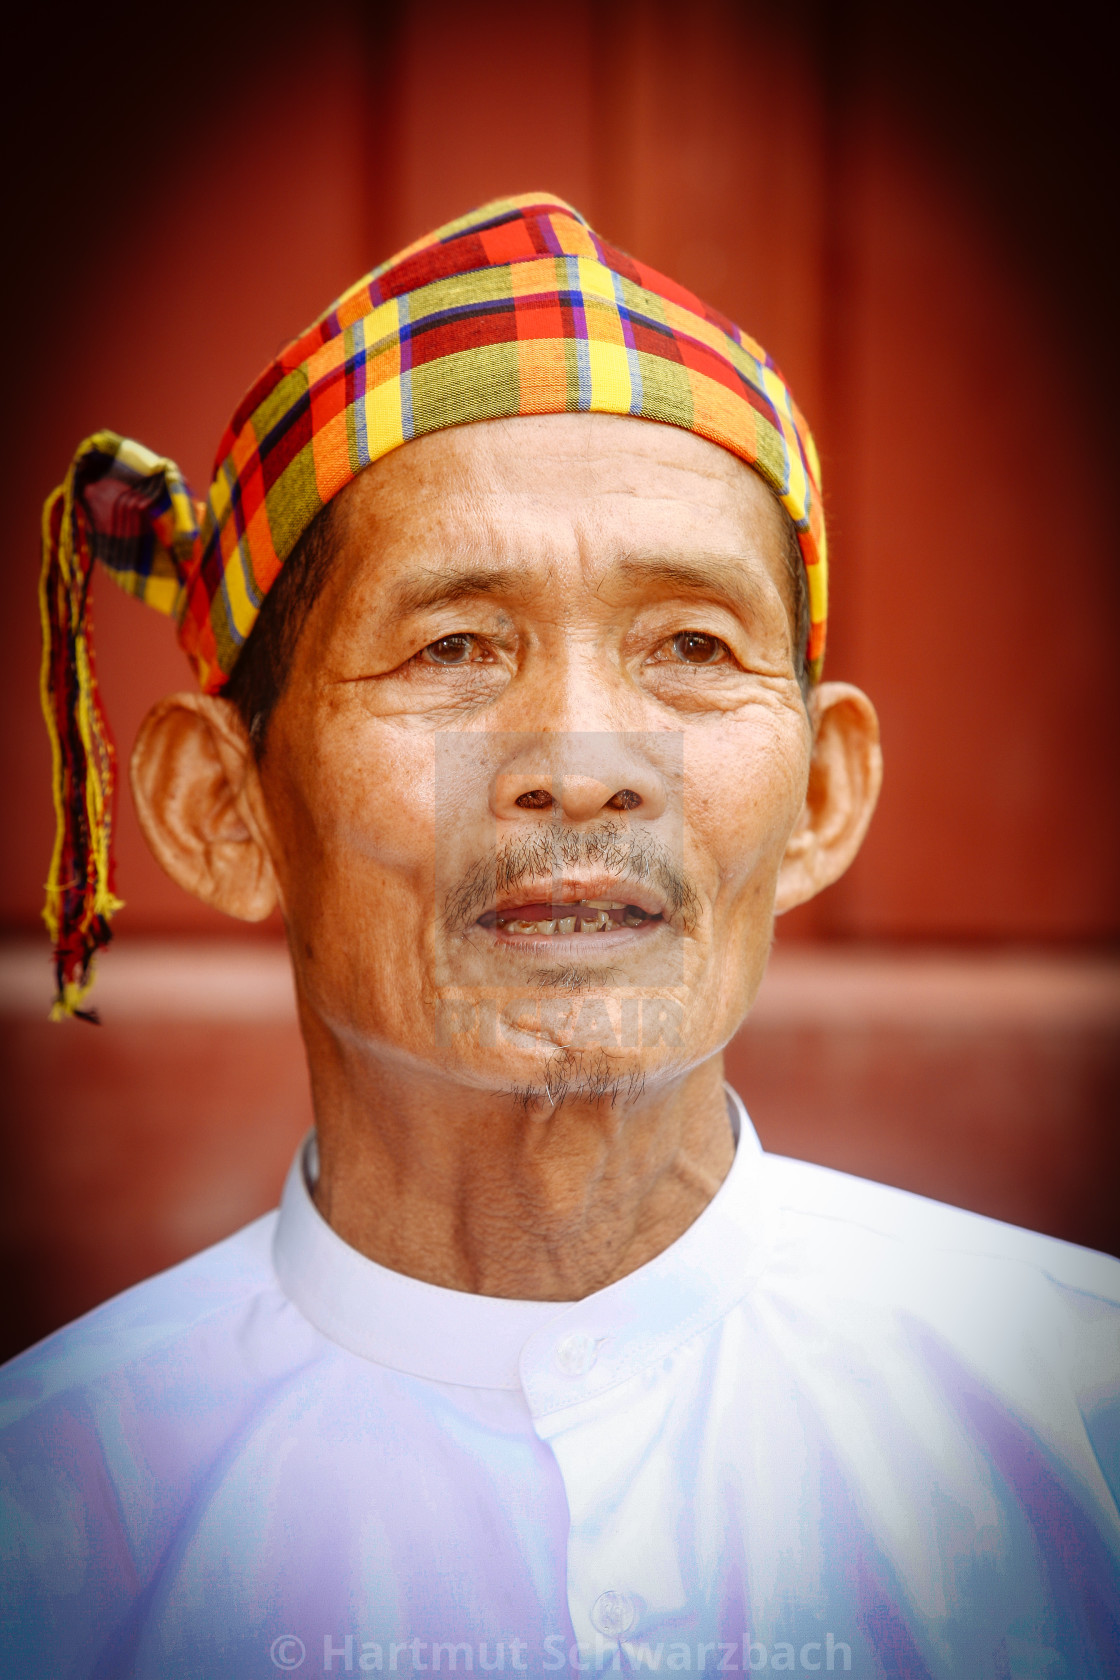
<box><xmin>755</xmin><ymin>1154</ymin><xmax>1120</xmax><ymax>1504</ymax></box>
<box><xmin>759</xmin><ymin>1150</ymin><xmax>1120</xmax><ymax>1303</ymax></box>
<box><xmin>0</xmin><ymin>1211</ymin><xmax>283</xmax><ymax>1428</ymax></box>
<box><xmin>0</xmin><ymin>1214</ymin><xmax>339</xmax><ymax>1675</ymax></box>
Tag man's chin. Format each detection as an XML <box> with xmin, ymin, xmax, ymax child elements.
<box><xmin>429</xmin><ymin>984</ymin><xmax>693</xmax><ymax>1111</ymax></box>
<box><xmin>500</xmin><ymin>1043</ymin><xmax>652</xmax><ymax>1112</ymax></box>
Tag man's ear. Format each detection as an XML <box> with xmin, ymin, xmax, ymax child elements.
<box><xmin>775</xmin><ymin>681</ymin><xmax>883</xmax><ymax>914</ymax></box>
<box><xmin>130</xmin><ymin>694</ymin><xmax>280</xmax><ymax>921</ymax></box>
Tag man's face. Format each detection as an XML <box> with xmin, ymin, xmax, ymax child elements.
<box><xmin>258</xmin><ymin>413</ymin><xmax>814</xmax><ymax>1101</ymax></box>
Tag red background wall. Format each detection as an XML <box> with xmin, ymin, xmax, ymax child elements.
<box><xmin>1</xmin><ymin>0</ymin><xmax>1116</xmax><ymax>1358</ymax></box>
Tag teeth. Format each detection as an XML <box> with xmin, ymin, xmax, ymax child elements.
<box><xmin>494</xmin><ymin>903</ymin><xmax>656</xmax><ymax>935</ymax></box>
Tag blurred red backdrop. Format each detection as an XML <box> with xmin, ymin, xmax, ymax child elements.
<box><xmin>1</xmin><ymin>0</ymin><xmax>1116</xmax><ymax>1359</ymax></box>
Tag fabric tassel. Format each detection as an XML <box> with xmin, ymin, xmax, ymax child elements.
<box><xmin>38</xmin><ymin>433</ymin><xmax>201</xmax><ymax>1020</ymax></box>
<box><xmin>39</xmin><ymin>470</ymin><xmax>122</xmax><ymax>1020</ymax></box>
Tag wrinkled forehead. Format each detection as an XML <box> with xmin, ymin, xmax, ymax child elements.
<box><xmin>333</xmin><ymin>413</ymin><xmax>791</xmax><ymax>574</ymax></box>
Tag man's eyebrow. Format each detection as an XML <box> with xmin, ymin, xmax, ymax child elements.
<box><xmin>614</xmin><ymin>553</ymin><xmax>768</xmax><ymax>615</ymax></box>
<box><xmin>388</xmin><ymin>564</ymin><xmax>524</xmax><ymax>617</ymax></box>
<box><xmin>387</xmin><ymin>554</ymin><xmax>771</xmax><ymax>618</ymax></box>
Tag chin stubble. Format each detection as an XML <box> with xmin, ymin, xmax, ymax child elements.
<box><xmin>505</xmin><ymin>1047</ymin><xmax>648</xmax><ymax>1114</ymax></box>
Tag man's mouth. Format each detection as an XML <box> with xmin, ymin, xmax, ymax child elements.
<box><xmin>476</xmin><ymin>899</ymin><xmax>663</xmax><ymax>937</ymax></box>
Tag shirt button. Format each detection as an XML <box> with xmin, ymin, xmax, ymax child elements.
<box><xmin>554</xmin><ymin>1331</ymin><xmax>598</xmax><ymax>1376</ymax></box>
<box><xmin>591</xmin><ymin>1590</ymin><xmax>636</xmax><ymax>1637</ymax></box>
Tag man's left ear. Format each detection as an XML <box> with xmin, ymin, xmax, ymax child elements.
<box><xmin>775</xmin><ymin>681</ymin><xmax>883</xmax><ymax>914</ymax></box>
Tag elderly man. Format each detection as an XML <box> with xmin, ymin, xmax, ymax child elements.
<box><xmin>4</xmin><ymin>196</ymin><xmax>1118</xmax><ymax>1679</ymax></box>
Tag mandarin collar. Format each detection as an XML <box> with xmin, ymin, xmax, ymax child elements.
<box><xmin>272</xmin><ymin>1087</ymin><xmax>776</xmax><ymax>1411</ymax></box>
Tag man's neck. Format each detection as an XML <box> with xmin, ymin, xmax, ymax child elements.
<box><xmin>303</xmin><ymin>1034</ymin><xmax>736</xmax><ymax>1301</ymax></box>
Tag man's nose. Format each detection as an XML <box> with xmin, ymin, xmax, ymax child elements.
<box><xmin>489</xmin><ymin>738</ymin><xmax>669</xmax><ymax>823</ymax></box>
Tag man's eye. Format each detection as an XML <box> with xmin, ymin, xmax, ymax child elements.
<box><xmin>669</xmin><ymin>632</ymin><xmax>726</xmax><ymax>665</ymax></box>
<box><xmin>421</xmin><ymin>635</ymin><xmax>477</xmax><ymax>665</ymax></box>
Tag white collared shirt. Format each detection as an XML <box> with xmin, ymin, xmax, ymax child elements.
<box><xmin>2</xmin><ymin>1091</ymin><xmax>1118</xmax><ymax>1679</ymax></box>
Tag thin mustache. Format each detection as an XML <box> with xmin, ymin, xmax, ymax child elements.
<box><xmin>443</xmin><ymin>824</ymin><xmax>702</xmax><ymax>934</ymax></box>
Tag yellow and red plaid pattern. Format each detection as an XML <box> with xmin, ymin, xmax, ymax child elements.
<box><xmin>179</xmin><ymin>193</ymin><xmax>826</xmax><ymax>689</ymax></box>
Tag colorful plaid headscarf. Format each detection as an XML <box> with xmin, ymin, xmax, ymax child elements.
<box><xmin>41</xmin><ymin>192</ymin><xmax>827</xmax><ymax>1018</ymax></box>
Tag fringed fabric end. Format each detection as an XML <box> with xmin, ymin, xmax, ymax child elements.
<box><xmin>48</xmin><ymin>974</ymin><xmax>105</xmax><ymax>1026</ymax></box>
<box><xmin>39</xmin><ymin>479</ymin><xmax>125</xmax><ymax>1023</ymax></box>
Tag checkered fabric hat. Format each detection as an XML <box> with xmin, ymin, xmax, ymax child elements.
<box><xmin>40</xmin><ymin>192</ymin><xmax>828</xmax><ymax>1018</ymax></box>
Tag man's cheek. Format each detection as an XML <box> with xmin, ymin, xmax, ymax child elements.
<box><xmin>303</xmin><ymin>752</ymin><xmax>436</xmax><ymax>873</ymax></box>
<box><xmin>686</xmin><ymin>766</ymin><xmax>793</xmax><ymax>891</ymax></box>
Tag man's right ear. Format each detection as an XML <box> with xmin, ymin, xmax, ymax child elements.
<box><xmin>129</xmin><ymin>694</ymin><xmax>280</xmax><ymax>921</ymax></box>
